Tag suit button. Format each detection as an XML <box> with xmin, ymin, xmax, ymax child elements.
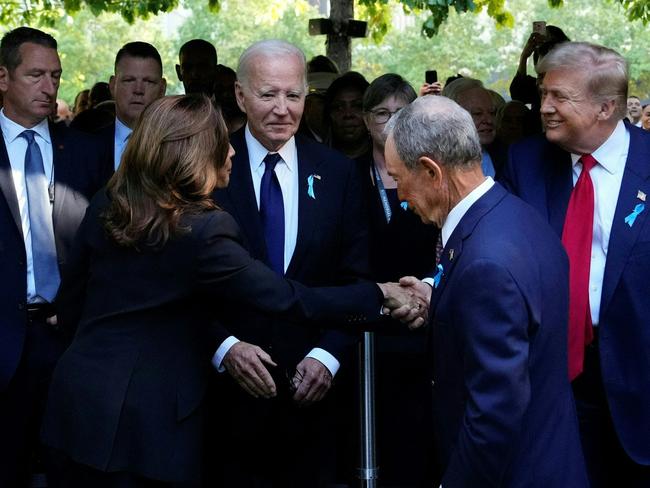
<box><xmin>431</xmin><ymin>380</ymin><xmax>435</xmax><ymax>387</ymax></box>
<box><xmin>17</xmin><ymin>303</ymin><xmax>25</xmax><ymax>310</ymax></box>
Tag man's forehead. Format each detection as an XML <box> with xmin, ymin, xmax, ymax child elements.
<box><xmin>116</xmin><ymin>56</ymin><xmax>161</xmax><ymax>76</ymax></box>
<box><xmin>15</xmin><ymin>42</ymin><xmax>60</xmax><ymax>68</ymax></box>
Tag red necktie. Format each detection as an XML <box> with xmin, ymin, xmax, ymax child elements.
<box><xmin>562</xmin><ymin>154</ymin><xmax>597</xmax><ymax>381</ymax></box>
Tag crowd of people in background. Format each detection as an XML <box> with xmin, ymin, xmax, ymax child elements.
<box><xmin>1</xmin><ymin>20</ymin><xmax>649</xmax><ymax>488</ymax></box>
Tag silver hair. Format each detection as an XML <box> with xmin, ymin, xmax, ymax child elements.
<box><xmin>237</xmin><ymin>39</ymin><xmax>307</xmax><ymax>89</ymax></box>
<box><xmin>536</xmin><ymin>41</ymin><xmax>629</xmax><ymax>120</ymax></box>
<box><xmin>441</xmin><ymin>77</ymin><xmax>485</xmax><ymax>103</ymax></box>
<box><xmin>385</xmin><ymin>95</ymin><xmax>482</xmax><ymax>171</ymax></box>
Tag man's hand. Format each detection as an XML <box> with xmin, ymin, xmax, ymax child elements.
<box><xmin>419</xmin><ymin>81</ymin><xmax>443</xmax><ymax>97</ymax></box>
<box><xmin>223</xmin><ymin>341</ymin><xmax>277</xmax><ymax>399</ymax></box>
<box><xmin>291</xmin><ymin>357</ymin><xmax>333</xmax><ymax>406</ymax></box>
<box><xmin>378</xmin><ymin>281</ymin><xmax>415</xmax><ymax>310</ymax></box>
<box><xmin>390</xmin><ymin>276</ymin><xmax>432</xmax><ymax>330</ymax></box>
<box><xmin>378</xmin><ymin>281</ymin><xmax>428</xmax><ymax>329</ymax></box>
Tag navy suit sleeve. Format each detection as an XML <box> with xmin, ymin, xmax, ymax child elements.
<box><xmin>443</xmin><ymin>259</ymin><xmax>531</xmax><ymax>487</ymax></box>
<box><xmin>195</xmin><ymin>211</ymin><xmax>382</xmax><ymax>327</ymax></box>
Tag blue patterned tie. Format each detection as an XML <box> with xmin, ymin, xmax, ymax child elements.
<box><xmin>22</xmin><ymin>130</ymin><xmax>60</xmax><ymax>302</ymax></box>
<box><xmin>260</xmin><ymin>152</ymin><xmax>285</xmax><ymax>275</ymax></box>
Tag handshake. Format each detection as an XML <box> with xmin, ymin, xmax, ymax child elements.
<box><xmin>377</xmin><ymin>276</ymin><xmax>431</xmax><ymax>330</ymax></box>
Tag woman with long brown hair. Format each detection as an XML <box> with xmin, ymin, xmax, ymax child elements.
<box><xmin>41</xmin><ymin>95</ymin><xmax>412</xmax><ymax>487</ymax></box>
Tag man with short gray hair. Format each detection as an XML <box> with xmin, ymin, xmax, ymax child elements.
<box><xmin>503</xmin><ymin>41</ymin><xmax>650</xmax><ymax>487</ymax></box>
<box><xmin>209</xmin><ymin>39</ymin><xmax>368</xmax><ymax>486</ymax></box>
<box><xmin>388</xmin><ymin>95</ymin><xmax>588</xmax><ymax>487</ymax></box>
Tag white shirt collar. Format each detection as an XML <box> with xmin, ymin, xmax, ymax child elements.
<box><xmin>570</xmin><ymin>120</ymin><xmax>628</xmax><ymax>175</ymax></box>
<box><xmin>441</xmin><ymin>176</ymin><xmax>495</xmax><ymax>247</ymax></box>
<box><xmin>115</xmin><ymin>116</ymin><xmax>132</xmax><ymax>143</ymax></box>
<box><xmin>0</xmin><ymin>109</ymin><xmax>51</xmax><ymax>145</ymax></box>
<box><xmin>244</xmin><ymin>124</ymin><xmax>297</xmax><ymax>174</ymax></box>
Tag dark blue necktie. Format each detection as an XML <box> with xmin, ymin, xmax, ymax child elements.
<box><xmin>22</xmin><ymin>130</ymin><xmax>60</xmax><ymax>302</ymax></box>
<box><xmin>259</xmin><ymin>152</ymin><xmax>285</xmax><ymax>275</ymax></box>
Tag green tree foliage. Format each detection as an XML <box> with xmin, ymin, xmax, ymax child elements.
<box><xmin>2</xmin><ymin>0</ymin><xmax>650</xmax><ymax>104</ymax></box>
<box><xmin>176</xmin><ymin>0</ymin><xmax>323</xmax><ymax>70</ymax></box>
<box><xmin>352</xmin><ymin>0</ymin><xmax>650</xmax><ymax>98</ymax></box>
<box><xmin>3</xmin><ymin>0</ymin><xmax>650</xmax><ymax>39</ymax></box>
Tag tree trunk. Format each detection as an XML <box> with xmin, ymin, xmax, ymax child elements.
<box><xmin>326</xmin><ymin>0</ymin><xmax>353</xmax><ymax>72</ymax></box>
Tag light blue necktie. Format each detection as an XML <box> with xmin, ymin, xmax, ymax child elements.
<box><xmin>22</xmin><ymin>130</ymin><xmax>60</xmax><ymax>302</ymax></box>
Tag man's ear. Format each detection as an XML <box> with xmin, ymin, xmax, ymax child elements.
<box><xmin>597</xmin><ymin>99</ymin><xmax>617</xmax><ymax>121</ymax></box>
<box><xmin>234</xmin><ymin>81</ymin><xmax>247</xmax><ymax>114</ymax></box>
<box><xmin>159</xmin><ymin>78</ymin><xmax>167</xmax><ymax>97</ymax></box>
<box><xmin>108</xmin><ymin>75</ymin><xmax>116</xmax><ymax>99</ymax></box>
<box><xmin>418</xmin><ymin>155</ymin><xmax>443</xmax><ymax>185</ymax></box>
<box><xmin>175</xmin><ymin>64</ymin><xmax>183</xmax><ymax>82</ymax></box>
<box><xmin>0</xmin><ymin>66</ymin><xmax>9</xmax><ymax>93</ymax></box>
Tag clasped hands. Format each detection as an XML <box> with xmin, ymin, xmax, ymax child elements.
<box><xmin>378</xmin><ymin>276</ymin><xmax>431</xmax><ymax>330</ymax></box>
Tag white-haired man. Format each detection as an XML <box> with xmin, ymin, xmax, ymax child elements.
<box><xmin>208</xmin><ymin>39</ymin><xmax>369</xmax><ymax>487</ymax></box>
<box><xmin>387</xmin><ymin>94</ymin><xmax>588</xmax><ymax>487</ymax></box>
<box><xmin>503</xmin><ymin>41</ymin><xmax>650</xmax><ymax>487</ymax></box>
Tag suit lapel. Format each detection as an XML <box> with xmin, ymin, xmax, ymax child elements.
<box><xmin>286</xmin><ymin>136</ymin><xmax>320</xmax><ymax>276</ymax></box>
<box><xmin>429</xmin><ymin>184</ymin><xmax>508</xmax><ymax>316</ymax></box>
<box><xmin>50</xmin><ymin>122</ymin><xmax>70</xmax><ymax>229</ymax></box>
<box><xmin>600</xmin><ymin>127</ymin><xmax>650</xmax><ymax>315</ymax></box>
<box><xmin>0</xmin><ymin>136</ymin><xmax>22</xmax><ymax>236</ymax></box>
<box><xmin>225</xmin><ymin>129</ymin><xmax>267</xmax><ymax>259</ymax></box>
<box><xmin>544</xmin><ymin>144</ymin><xmax>573</xmax><ymax>236</ymax></box>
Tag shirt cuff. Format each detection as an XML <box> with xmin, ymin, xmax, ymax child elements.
<box><xmin>306</xmin><ymin>348</ymin><xmax>340</xmax><ymax>377</ymax></box>
<box><xmin>422</xmin><ymin>277</ymin><xmax>435</xmax><ymax>288</ymax></box>
<box><xmin>211</xmin><ymin>336</ymin><xmax>240</xmax><ymax>372</ymax></box>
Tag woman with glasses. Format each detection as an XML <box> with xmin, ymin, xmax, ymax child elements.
<box><xmin>40</xmin><ymin>95</ymin><xmax>412</xmax><ymax>488</ymax></box>
<box><xmin>338</xmin><ymin>74</ymin><xmax>440</xmax><ymax>486</ymax></box>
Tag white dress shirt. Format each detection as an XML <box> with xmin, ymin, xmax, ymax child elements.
<box><xmin>422</xmin><ymin>177</ymin><xmax>495</xmax><ymax>289</ymax></box>
<box><xmin>212</xmin><ymin>125</ymin><xmax>340</xmax><ymax>376</ymax></box>
<box><xmin>0</xmin><ymin>109</ymin><xmax>54</xmax><ymax>302</ymax></box>
<box><xmin>113</xmin><ymin>117</ymin><xmax>132</xmax><ymax>171</ymax></box>
<box><xmin>569</xmin><ymin>120</ymin><xmax>628</xmax><ymax>326</ymax></box>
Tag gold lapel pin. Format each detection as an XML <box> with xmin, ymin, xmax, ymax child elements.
<box><xmin>637</xmin><ymin>190</ymin><xmax>647</xmax><ymax>202</ymax></box>
<box><xmin>313</xmin><ymin>174</ymin><xmax>321</xmax><ymax>180</ymax></box>
<box><xmin>448</xmin><ymin>249</ymin><xmax>454</xmax><ymax>261</ymax></box>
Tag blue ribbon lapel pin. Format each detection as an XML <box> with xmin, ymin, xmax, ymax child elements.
<box><xmin>432</xmin><ymin>264</ymin><xmax>444</xmax><ymax>289</ymax></box>
<box><xmin>307</xmin><ymin>174</ymin><xmax>320</xmax><ymax>199</ymax></box>
<box><xmin>624</xmin><ymin>203</ymin><xmax>645</xmax><ymax>228</ymax></box>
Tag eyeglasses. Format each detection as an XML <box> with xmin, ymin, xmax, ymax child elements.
<box><xmin>367</xmin><ymin>108</ymin><xmax>402</xmax><ymax>124</ymax></box>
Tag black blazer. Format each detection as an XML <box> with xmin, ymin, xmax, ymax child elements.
<box><xmin>212</xmin><ymin>128</ymin><xmax>370</xmax><ymax>370</ymax></box>
<box><xmin>41</xmin><ymin>192</ymin><xmax>382</xmax><ymax>483</ymax></box>
<box><xmin>0</xmin><ymin>122</ymin><xmax>111</xmax><ymax>390</ymax></box>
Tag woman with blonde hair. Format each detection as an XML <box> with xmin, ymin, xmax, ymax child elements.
<box><xmin>41</xmin><ymin>95</ymin><xmax>410</xmax><ymax>487</ymax></box>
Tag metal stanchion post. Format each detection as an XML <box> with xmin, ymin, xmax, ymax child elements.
<box><xmin>357</xmin><ymin>331</ymin><xmax>378</xmax><ymax>487</ymax></box>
